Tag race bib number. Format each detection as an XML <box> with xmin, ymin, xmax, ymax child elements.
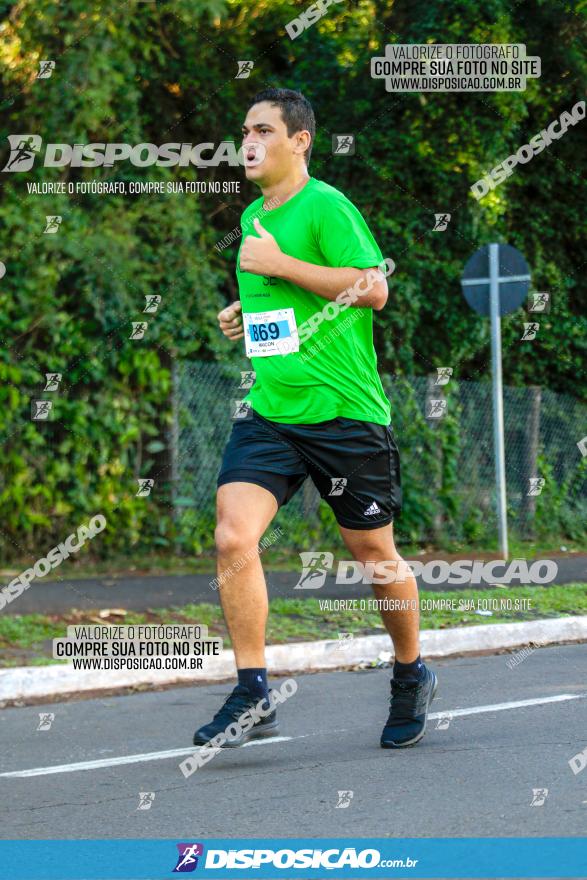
<box><xmin>243</xmin><ymin>308</ymin><xmax>299</xmax><ymax>357</ymax></box>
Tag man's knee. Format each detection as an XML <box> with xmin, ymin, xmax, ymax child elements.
<box><xmin>349</xmin><ymin>547</ymin><xmax>413</xmax><ymax>585</ymax></box>
<box><xmin>351</xmin><ymin>539</ymin><xmax>400</xmax><ymax>563</ymax></box>
<box><xmin>215</xmin><ymin>519</ymin><xmax>260</xmax><ymax>558</ymax></box>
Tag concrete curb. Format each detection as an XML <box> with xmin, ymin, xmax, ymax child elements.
<box><xmin>1</xmin><ymin>616</ymin><xmax>586</xmax><ymax>703</ymax></box>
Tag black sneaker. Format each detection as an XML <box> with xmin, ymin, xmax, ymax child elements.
<box><xmin>380</xmin><ymin>666</ymin><xmax>438</xmax><ymax>749</ymax></box>
<box><xmin>193</xmin><ymin>685</ymin><xmax>279</xmax><ymax>748</ymax></box>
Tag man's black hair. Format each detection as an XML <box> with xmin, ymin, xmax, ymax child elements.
<box><xmin>249</xmin><ymin>88</ymin><xmax>315</xmax><ymax>164</ymax></box>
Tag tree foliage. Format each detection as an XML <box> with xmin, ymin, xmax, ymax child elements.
<box><xmin>0</xmin><ymin>0</ymin><xmax>585</xmax><ymax>557</ymax></box>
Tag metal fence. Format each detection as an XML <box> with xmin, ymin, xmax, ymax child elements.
<box><xmin>171</xmin><ymin>360</ymin><xmax>587</xmax><ymax>546</ymax></box>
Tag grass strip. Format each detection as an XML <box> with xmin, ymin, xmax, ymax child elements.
<box><xmin>0</xmin><ymin>584</ymin><xmax>585</xmax><ymax>668</ymax></box>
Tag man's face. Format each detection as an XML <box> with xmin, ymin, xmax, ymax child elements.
<box><xmin>241</xmin><ymin>101</ymin><xmax>308</xmax><ymax>186</ymax></box>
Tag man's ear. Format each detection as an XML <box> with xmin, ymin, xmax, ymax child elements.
<box><xmin>294</xmin><ymin>130</ymin><xmax>311</xmax><ymax>155</ymax></box>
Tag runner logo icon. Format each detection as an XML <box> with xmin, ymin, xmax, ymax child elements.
<box><xmin>328</xmin><ymin>477</ymin><xmax>347</xmax><ymax>496</ymax></box>
<box><xmin>293</xmin><ymin>551</ymin><xmax>334</xmax><ymax>589</ymax></box>
<box><xmin>2</xmin><ymin>135</ymin><xmax>42</xmax><ymax>172</ymax></box>
<box><xmin>173</xmin><ymin>843</ymin><xmax>204</xmax><ymax>872</ymax></box>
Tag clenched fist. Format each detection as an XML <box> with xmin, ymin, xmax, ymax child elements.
<box><xmin>239</xmin><ymin>218</ymin><xmax>285</xmax><ymax>277</ymax></box>
<box><xmin>218</xmin><ymin>301</ymin><xmax>244</xmax><ymax>341</ymax></box>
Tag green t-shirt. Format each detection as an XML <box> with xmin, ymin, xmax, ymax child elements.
<box><xmin>236</xmin><ymin>176</ymin><xmax>391</xmax><ymax>425</ymax></box>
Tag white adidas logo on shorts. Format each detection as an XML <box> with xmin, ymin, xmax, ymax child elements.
<box><xmin>363</xmin><ymin>501</ymin><xmax>381</xmax><ymax>516</ymax></box>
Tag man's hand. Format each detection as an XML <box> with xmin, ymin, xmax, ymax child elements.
<box><xmin>218</xmin><ymin>301</ymin><xmax>244</xmax><ymax>341</ymax></box>
<box><xmin>239</xmin><ymin>218</ymin><xmax>285</xmax><ymax>277</ymax></box>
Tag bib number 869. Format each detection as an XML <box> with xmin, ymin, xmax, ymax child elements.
<box><xmin>251</xmin><ymin>322</ymin><xmax>280</xmax><ymax>341</ymax></box>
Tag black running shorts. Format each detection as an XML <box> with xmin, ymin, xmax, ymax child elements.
<box><xmin>217</xmin><ymin>410</ymin><xmax>402</xmax><ymax>530</ymax></box>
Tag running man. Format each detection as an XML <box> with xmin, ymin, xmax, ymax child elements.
<box><xmin>193</xmin><ymin>88</ymin><xmax>437</xmax><ymax>750</ymax></box>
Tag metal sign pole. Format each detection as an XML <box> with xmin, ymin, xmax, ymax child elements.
<box><xmin>489</xmin><ymin>243</ymin><xmax>509</xmax><ymax>559</ymax></box>
<box><xmin>461</xmin><ymin>241</ymin><xmax>530</xmax><ymax>558</ymax></box>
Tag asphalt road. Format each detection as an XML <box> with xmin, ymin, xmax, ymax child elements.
<box><xmin>5</xmin><ymin>555</ymin><xmax>587</xmax><ymax>615</ymax></box>
<box><xmin>0</xmin><ymin>644</ymin><xmax>586</xmax><ymax>839</ymax></box>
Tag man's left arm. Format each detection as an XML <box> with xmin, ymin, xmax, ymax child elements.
<box><xmin>239</xmin><ymin>218</ymin><xmax>388</xmax><ymax>311</ymax></box>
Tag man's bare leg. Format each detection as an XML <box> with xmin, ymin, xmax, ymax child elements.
<box><xmin>215</xmin><ymin>481</ymin><xmax>278</xmax><ymax>668</ymax></box>
<box><xmin>339</xmin><ymin>521</ymin><xmax>437</xmax><ymax>748</ymax></box>
<box><xmin>339</xmin><ymin>522</ymin><xmax>419</xmax><ymax>661</ymax></box>
<box><xmin>191</xmin><ymin>481</ymin><xmax>280</xmax><ymax>748</ymax></box>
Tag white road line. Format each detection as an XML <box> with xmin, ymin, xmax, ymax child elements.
<box><xmin>428</xmin><ymin>692</ymin><xmax>586</xmax><ymax>719</ymax></box>
<box><xmin>1</xmin><ymin>693</ymin><xmax>585</xmax><ymax>779</ymax></box>
<box><xmin>0</xmin><ymin>737</ymin><xmax>293</xmax><ymax>778</ymax></box>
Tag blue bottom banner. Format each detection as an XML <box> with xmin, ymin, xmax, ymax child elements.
<box><xmin>0</xmin><ymin>838</ymin><xmax>585</xmax><ymax>879</ymax></box>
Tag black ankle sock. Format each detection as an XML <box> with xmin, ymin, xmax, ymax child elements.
<box><xmin>237</xmin><ymin>668</ymin><xmax>269</xmax><ymax>701</ymax></box>
<box><xmin>393</xmin><ymin>654</ymin><xmax>426</xmax><ymax>683</ymax></box>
